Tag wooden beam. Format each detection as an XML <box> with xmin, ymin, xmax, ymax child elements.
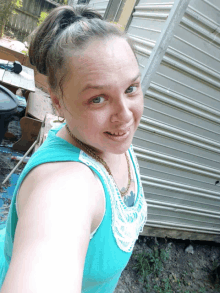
<box><xmin>14</xmin><ymin>8</ymin><xmax>39</xmax><ymax>20</ymax></box>
<box><xmin>45</xmin><ymin>0</ymin><xmax>61</xmax><ymax>7</ymax></box>
<box><xmin>118</xmin><ymin>0</ymin><xmax>136</xmax><ymax>31</ymax></box>
<box><xmin>140</xmin><ymin>226</ymin><xmax>220</xmax><ymax>243</ymax></box>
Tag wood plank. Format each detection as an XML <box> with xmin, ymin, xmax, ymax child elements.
<box><xmin>0</xmin><ymin>51</ymin><xmax>17</xmax><ymax>62</ymax></box>
<box><xmin>0</xmin><ymin>46</ymin><xmax>25</xmax><ymax>64</ymax></box>
<box><xmin>26</xmin><ymin>92</ymin><xmax>56</xmax><ymax>121</ymax></box>
<box><xmin>140</xmin><ymin>225</ymin><xmax>220</xmax><ymax>243</ymax></box>
<box><xmin>2</xmin><ymin>64</ymin><xmax>35</xmax><ymax>92</ymax></box>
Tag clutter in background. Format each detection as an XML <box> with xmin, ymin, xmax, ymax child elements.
<box><xmin>11</xmin><ymin>156</ymin><xmax>30</xmax><ymax>163</ymax></box>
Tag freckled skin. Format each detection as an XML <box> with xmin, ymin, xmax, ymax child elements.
<box><xmin>50</xmin><ymin>37</ymin><xmax>144</xmax><ymax>163</ymax></box>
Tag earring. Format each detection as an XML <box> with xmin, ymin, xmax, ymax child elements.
<box><xmin>58</xmin><ymin>116</ymin><xmax>65</xmax><ymax>123</ymax></box>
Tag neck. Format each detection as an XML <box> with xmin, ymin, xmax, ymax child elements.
<box><xmin>65</xmin><ymin>124</ymin><xmax>126</xmax><ymax>162</ymax></box>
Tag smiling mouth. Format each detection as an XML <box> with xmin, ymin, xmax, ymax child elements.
<box><xmin>105</xmin><ymin>130</ymin><xmax>129</xmax><ymax>136</ymax></box>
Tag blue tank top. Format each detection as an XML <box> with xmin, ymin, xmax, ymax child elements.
<box><xmin>0</xmin><ymin>123</ymin><xmax>147</xmax><ymax>292</ymax></box>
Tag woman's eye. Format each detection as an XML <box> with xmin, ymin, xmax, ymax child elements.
<box><xmin>126</xmin><ymin>85</ymin><xmax>138</xmax><ymax>94</ymax></box>
<box><xmin>91</xmin><ymin>96</ymin><xmax>105</xmax><ymax>104</ymax></box>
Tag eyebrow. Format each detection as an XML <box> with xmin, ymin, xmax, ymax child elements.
<box><xmin>80</xmin><ymin>72</ymin><xmax>141</xmax><ymax>94</ymax></box>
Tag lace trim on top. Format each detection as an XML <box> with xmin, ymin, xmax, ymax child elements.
<box><xmin>79</xmin><ymin>145</ymin><xmax>147</xmax><ymax>253</ymax></box>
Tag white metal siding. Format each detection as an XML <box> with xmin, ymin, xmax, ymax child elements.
<box><xmin>127</xmin><ymin>0</ymin><xmax>220</xmax><ymax>240</ymax></box>
<box><xmin>89</xmin><ymin>0</ymin><xmax>110</xmax><ymax>16</ymax></box>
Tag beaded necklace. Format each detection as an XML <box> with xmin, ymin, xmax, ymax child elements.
<box><xmin>65</xmin><ymin>124</ymin><xmax>131</xmax><ymax>196</ymax></box>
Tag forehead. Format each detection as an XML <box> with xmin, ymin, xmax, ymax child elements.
<box><xmin>67</xmin><ymin>37</ymin><xmax>139</xmax><ymax>88</ymax></box>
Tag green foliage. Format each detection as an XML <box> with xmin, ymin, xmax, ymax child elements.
<box><xmin>132</xmin><ymin>245</ymin><xmax>210</xmax><ymax>293</ymax></box>
<box><xmin>133</xmin><ymin>246</ymin><xmax>171</xmax><ymax>292</ymax></box>
<box><xmin>37</xmin><ymin>11</ymin><xmax>49</xmax><ymax>27</ymax></box>
<box><xmin>21</xmin><ymin>50</ymin><xmax>28</xmax><ymax>56</ymax></box>
<box><xmin>14</xmin><ymin>0</ymin><xmax>22</xmax><ymax>11</ymax></box>
<box><xmin>152</xmin><ymin>278</ymin><xmax>173</xmax><ymax>293</ymax></box>
<box><xmin>0</xmin><ymin>0</ymin><xmax>23</xmax><ymax>37</ymax></box>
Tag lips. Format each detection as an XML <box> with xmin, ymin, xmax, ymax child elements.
<box><xmin>104</xmin><ymin>128</ymin><xmax>130</xmax><ymax>141</ymax></box>
<box><xmin>106</xmin><ymin>131</ymin><xmax>127</xmax><ymax>136</ymax></box>
<box><xmin>105</xmin><ymin>126</ymin><xmax>131</xmax><ymax>136</ymax></box>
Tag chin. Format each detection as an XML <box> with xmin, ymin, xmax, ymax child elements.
<box><xmin>105</xmin><ymin>142</ymin><xmax>132</xmax><ymax>155</ymax></box>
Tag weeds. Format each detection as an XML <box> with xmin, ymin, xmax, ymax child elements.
<box><xmin>132</xmin><ymin>241</ymin><xmax>217</xmax><ymax>293</ymax></box>
<box><xmin>133</xmin><ymin>245</ymin><xmax>171</xmax><ymax>292</ymax></box>
<box><xmin>133</xmin><ymin>246</ymin><xmax>170</xmax><ymax>280</ymax></box>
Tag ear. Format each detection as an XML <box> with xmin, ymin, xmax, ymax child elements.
<box><xmin>49</xmin><ymin>88</ymin><xmax>64</xmax><ymax>117</ymax></box>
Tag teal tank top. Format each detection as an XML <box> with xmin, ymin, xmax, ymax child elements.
<box><xmin>0</xmin><ymin>123</ymin><xmax>147</xmax><ymax>292</ymax></box>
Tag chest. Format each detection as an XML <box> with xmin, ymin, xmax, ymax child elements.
<box><xmin>110</xmin><ymin>154</ymin><xmax>137</xmax><ymax>207</ymax></box>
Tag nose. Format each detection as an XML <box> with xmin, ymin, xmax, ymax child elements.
<box><xmin>110</xmin><ymin>95</ymin><xmax>133</xmax><ymax>123</ymax></box>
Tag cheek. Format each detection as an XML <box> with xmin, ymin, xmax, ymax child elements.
<box><xmin>134</xmin><ymin>95</ymin><xmax>144</xmax><ymax>119</ymax></box>
<box><xmin>80</xmin><ymin>111</ymin><xmax>106</xmax><ymax>134</ymax></box>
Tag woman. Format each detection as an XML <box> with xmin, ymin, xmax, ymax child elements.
<box><xmin>0</xmin><ymin>4</ymin><xmax>147</xmax><ymax>293</ymax></box>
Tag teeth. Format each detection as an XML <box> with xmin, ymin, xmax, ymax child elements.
<box><xmin>107</xmin><ymin>131</ymin><xmax>127</xmax><ymax>136</ymax></box>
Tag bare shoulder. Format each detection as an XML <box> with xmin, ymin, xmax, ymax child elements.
<box><xmin>17</xmin><ymin>161</ymin><xmax>102</xmax><ymax>219</ymax></box>
<box><xmin>2</xmin><ymin>161</ymin><xmax>99</xmax><ymax>292</ymax></box>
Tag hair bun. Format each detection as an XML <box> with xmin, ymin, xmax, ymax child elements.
<box><xmin>76</xmin><ymin>4</ymin><xmax>103</xmax><ymax>20</ymax></box>
<box><xmin>60</xmin><ymin>5</ymin><xmax>103</xmax><ymax>30</ymax></box>
<box><xmin>29</xmin><ymin>5</ymin><xmax>103</xmax><ymax>75</ymax></box>
<box><xmin>59</xmin><ymin>9</ymin><xmax>76</xmax><ymax>30</ymax></box>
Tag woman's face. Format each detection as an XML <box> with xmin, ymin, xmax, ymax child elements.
<box><xmin>59</xmin><ymin>37</ymin><xmax>143</xmax><ymax>156</ymax></box>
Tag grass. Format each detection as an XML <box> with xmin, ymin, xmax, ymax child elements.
<box><xmin>133</xmin><ymin>246</ymin><xmax>170</xmax><ymax>281</ymax></box>
<box><xmin>133</xmin><ymin>245</ymin><xmax>171</xmax><ymax>292</ymax></box>
<box><xmin>132</xmin><ymin>244</ymin><xmax>218</xmax><ymax>293</ymax></box>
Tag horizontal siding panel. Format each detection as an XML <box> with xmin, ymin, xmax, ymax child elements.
<box><xmin>129</xmin><ymin>0</ymin><xmax>220</xmax><ymax>240</ymax></box>
<box><xmin>144</xmin><ymin>92</ymin><xmax>220</xmax><ymax>141</ymax></box>
<box><xmin>203</xmin><ymin>0</ymin><xmax>220</xmax><ymax>10</ymax></box>
<box><xmin>135</xmin><ymin>148</ymin><xmax>220</xmax><ymax>190</ymax></box>
<box><xmin>155</xmin><ymin>64</ymin><xmax>219</xmax><ymax>103</ymax></box>
<box><xmin>189</xmin><ymin>0</ymin><xmax>220</xmax><ymax>25</ymax></box>
<box><xmin>148</xmin><ymin>205</ymin><xmax>220</xmax><ymax>230</ymax></box>
<box><xmin>128</xmin><ymin>22</ymin><xmax>163</xmax><ymax>43</ymax></box>
<box><xmin>153</xmin><ymin>71</ymin><xmax>220</xmax><ymax>110</ymax></box>
<box><xmin>144</xmin><ymin>184</ymin><xmax>220</xmax><ymax>214</ymax></box>
<box><xmin>138</xmin><ymin>0</ymin><xmax>174</xmax><ymax>5</ymax></box>
<box><xmin>134</xmin><ymin>125</ymin><xmax>220</xmax><ymax>169</ymax></box>
<box><xmin>128</xmin><ymin>2</ymin><xmax>172</xmax><ymax>43</ymax></box>
<box><xmin>89</xmin><ymin>0</ymin><xmax>109</xmax><ymax>16</ymax></box>
<box><xmin>171</xmin><ymin>31</ymin><xmax>220</xmax><ymax>74</ymax></box>
<box><xmin>130</xmin><ymin>18</ymin><xmax>167</xmax><ymax>35</ymax></box>
<box><xmin>173</xmin><ymin>26</ymin><xmax>220</xmax><ymax>70</ymax></box>
<box><xmin>135</xmin><ymin>53</ymin><xmax>150</xmax><ymax>71</ymax></box>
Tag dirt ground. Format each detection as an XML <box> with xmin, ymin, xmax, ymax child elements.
<box><xmin>0</xmin><ymin>33</ymin><xmax>220</xmax><ymax>293</ymax></box>
<box><xmin>116</xmin><ymin>236</ymin><xmax>220</xmax><ymax>293</ymax></box>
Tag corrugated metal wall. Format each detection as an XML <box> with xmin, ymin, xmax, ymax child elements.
<box><xmin>127</xmin><ymin>0</ymin><xmax>220</xmax><ymax>241</ymax></box>
<box><xmin>89</xmin><ymin>0</ymin><xmax>110</xmax><ymax>16</ymax></box>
